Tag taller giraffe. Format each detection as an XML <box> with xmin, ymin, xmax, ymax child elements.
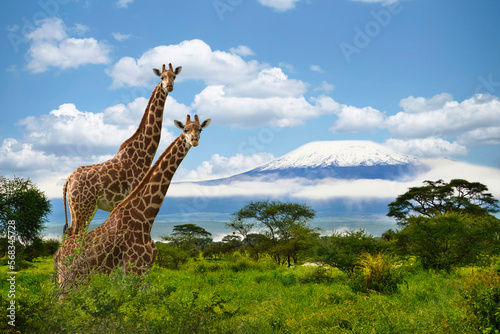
<box><xmin>63</xmin><ymin>63</ymin><xmax>182</xmax><ymax>236</ymax></box>
<box><xmin>55</xmin><ymin>115</ymin><xmax>211</xmax><ymax>286</ymax></box>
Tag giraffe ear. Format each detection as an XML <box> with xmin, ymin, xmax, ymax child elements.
<box><xmin>174</xmin><ymin>66</ymin><xmax>182</xmax><ymax>75</ymax></box>
<box><xmin>174</xmin><ymin>120</ymin><xmax>185</xmax><ymax>130</ymax></box>
<box><xmin>153</xmin><ymin>68</ymin><xmax>162</xmax><ymax>77</ymax></box>
<box><xmin>201</xmin><ymin>118</ymin><xmax>211</xmax><ymax>129</ymax></box>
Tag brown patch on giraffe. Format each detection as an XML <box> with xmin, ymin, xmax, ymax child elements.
<box><xmin>150</xmin><ymin>183</ymin><xmax>160</xmax><ymax>195</ymax></box>
<box><xmin>133</xmin><ymin>244</ymin><xmax>145</xmax><ymax>254</ymax></box>
<box><xmin>130</xmin><ymin>208</ymin><xmax>145</xmax><ymax>221</ymax></box>
<box><xmin>144</xmin><ymin>207</ymin><xmax>159</xmax><ymax>218</ymax></box>
<box><xmin>147</xmin><ymin>145</ymin><xmax>156</xmax><ymax>156</ymax></box>
<box><xmin>136</xmin><ymin>199</ymin><xmax>146</xmax><ymax>212</ymax></box>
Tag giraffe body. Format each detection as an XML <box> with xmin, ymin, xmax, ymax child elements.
<box><xmin>63</xmin><ymin>64</ymin><xmax>182</xmax><ymax>236</ymax></box>
<box><xmin>55</xmin><ymin>115</ymin><xmax>211</xmax><ymax>286</ymax></box>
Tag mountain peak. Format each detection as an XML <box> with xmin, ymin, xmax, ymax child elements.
<box><xmin>258</xmin><ymin>141</ymin><xmax>418</xmax><ymax>170</ymax></box>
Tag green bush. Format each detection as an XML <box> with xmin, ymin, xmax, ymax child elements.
<box><xmin>194</xmin><ymin>261</ymin><xmax>222</xmax><ymax>274</ymax></box>
<box><xmin>298</xmin><ymin>266</ymin><xmax>335</xmax><ymax>284</ymax></box>
<box><xmin>316</xmin><ymin>229</ymin><xmax>380</xmax><ymax>274</ymax></box>
<box><xmin>459</xmin><ymin>269</ymin><xmax>500</xmax><ymax>333</ymax></box>
<box><xmin>349</xmin><ymin>252</ymin><xmax>404</xmax><ymax>294</ymax></box>
<box><xmin>396</xmin><ymin>213</ymin><xmax>500</xmax><ymax>272</ymax></box>
<box><xmin>155</xmin><ymin>242</ymin><xmax>189</xmax><ymax>269</ymax></box>
<box><xmin>227</xmin><ymin>258</ymin><xmax>260</xmax><ymax>272</ymax></box>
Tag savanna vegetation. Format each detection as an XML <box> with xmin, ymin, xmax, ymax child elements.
<box><xmin>0</xmin><ymin>178</ymin><xmax>499</xmax><ymax>333</ymax></box>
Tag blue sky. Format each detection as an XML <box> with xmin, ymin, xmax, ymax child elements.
<box><xmin>1</xmin><ymin>0</ymin><xmax>500</xmax><ymax>199</ymax></box>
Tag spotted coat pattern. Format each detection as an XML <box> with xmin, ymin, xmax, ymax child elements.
<box><xmin>63</xmin><ymin>64</ymin><xmax>181</xmax><ymax>236</ymax></box>
<box><xmin>55</xmin><ymin>115</ymin><xmax>211</xmax><ymax>285</ymax></box>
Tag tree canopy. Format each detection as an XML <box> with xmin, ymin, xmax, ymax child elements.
<box><xmin>387</xmin><ymin>179</ymin><xmax>499</xmax><ymax>226</ymax></box>
<box><xmin>0</xmin><ymin>176</ymin><xmax>51</xmax><ymax>244</ymax></box>
<box><xmin>226</xmin><ymin>200</ymin><xmax>318</xmax><ymax>266</ymax></box>
<box><xmin>395</xmin><ymin>212</ymin><xmax>500</xmax><ymax>271</ymax></box>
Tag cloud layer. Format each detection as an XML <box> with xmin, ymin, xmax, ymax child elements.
<box><xmin>167</xmin><ymin>158</ymin><xmax>500</xmax><ymax>202</ymax></box>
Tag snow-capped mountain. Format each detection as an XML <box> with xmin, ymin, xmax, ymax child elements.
<box><xmin>258</xmin><ymin>141</ymin><xmax>418</xmax><ymax>169</ymax></box>
<box><xmin>200</xmin><ymin>140</ymin><xmax>427</xmax><ymax>184</ymax></box>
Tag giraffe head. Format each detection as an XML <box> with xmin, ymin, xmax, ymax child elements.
<box><xmin>174</xmin><ymin>115</ymin><xmax>211</xmax><ymax>147</ymax></box>
<box><xmin>153</xmin><ymin>63</ymin><xmax>182</xmax><ymax>93</ymax></box>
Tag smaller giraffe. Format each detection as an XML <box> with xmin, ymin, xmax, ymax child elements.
<box><xmin>63</xmin><ymin>63</ymin><xmax>182</xmax><ymax>236</ymax></box>
<box><xmin>55</xmin><ymin>115</ymin><xmax>211</xmax><ymax>288</ymax></box>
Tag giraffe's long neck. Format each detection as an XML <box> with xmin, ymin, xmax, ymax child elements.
<box><xmin>110</xmin><ymin>135</ymin><xmax>190</xmax><ymax>232</ymax></box>
<box><xmin>118</xmin><ymin>84</ymin><xmax>168</xmax><ymax>165</ymax></box>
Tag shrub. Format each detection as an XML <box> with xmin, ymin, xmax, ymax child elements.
<box><xmin>316</xmin><ymin>229</ymin><xmax>379</xmax><ymax>274</ymax></box>
<box><xmin>227</xmin><ymin>258</ymin><xmax>259</xmax><ymax>272</ymax></box>
<box><xmin>349</xmin><ymin>252</ymin><xmax>404</xmax><ymax>294</ymax></box>
<box><xmin>155</xmin><ymin>242</ymin><xmax>189</xmax><ymax>269</ymax></box>
<box><xmin>298</xmin><ymin>266</ymin><xmax>335</xmax><ymax>284</ymax></box>
<box><xmin>459</xmin><ymin>270</ymin><xmax>500</xmax><ymax>333</ymax></box>
<box><xmin>276</xmin><ymin>272</ymin><xmax>298</xmax><ymax>286</ymax></box>
<box><xmin>395</xmin><ymin>213</ymin><xmax>500</xmax><ymax>272</ymax></box>
<box><xmin>194</xmin><ymin>261</ymin><xmax>222</xmax><ymax>274</ymax></box>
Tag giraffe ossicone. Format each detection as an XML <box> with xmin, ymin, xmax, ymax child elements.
<box><xmin>63</xmin><ymin>63</ymin><xmax>182</xmax><ymax>236</ymax></box>
<box><xmin>55</xmin><ymin>115</ymin><xmax>211</xmax><ymax>288</ymax></box>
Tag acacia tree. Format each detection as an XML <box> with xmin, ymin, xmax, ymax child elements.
<box><xmin>0</xmin><ymin>176</ymin><xmax>51</xmax><ymax>244</ymax></box>
<box><xmin>395</xmin><ymin>213</ymin><xmax>500</xmax><ymax>271</ymax></box>
<box><xmin>227</xmin><ymin>200</ymin><xmax>317</xmax><ymax>267</ymax></box>
<box><xmin>388</xmin><ymin>179</ymin><xmax>499</xmax><ymax>227</ymax></box>
<box><xmin>162</xmin><ymin>223</ymin><xmax>212</xmax><ymax>253</ymax></box>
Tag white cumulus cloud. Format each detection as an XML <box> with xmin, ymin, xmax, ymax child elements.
<box><xmin>24</xmin><ymin>17</ymin><xmax>111</xmax><ymax>73</ymax></box>
<box><xmin>106</xmin><ymin>39</ymin><xmax>263</xmax><ymax>88</ymax></box>
<box><xmin>329</xmin><ymin>92</ymin><xmax>500</xmax><ymax>158</ymax></box>
<box><xmin>384</xmin><ymin>138</ymin><xmax>468</xmax><ymax>158</ymax></box>
<box><xmin>330</xmin><ymin>105</ymin><xmax>385</xmax><ymax>134</ymax></box>
<box><xmin>107</xmin><ymin>39</ymin><xmax>342</xmax><ymax>128</ymax></box>
<box><xmin>385</xmin><ymin>94</ymin><xmax>500</xmax><ymax>143</ymax></box>
<box><xmin>192</xmin><ymin>87</ymin><xmax>339</xmax><ymax>128</ymax></box>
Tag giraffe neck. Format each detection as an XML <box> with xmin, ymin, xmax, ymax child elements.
<box><xmin>110</xmin><ymin>134</ymin><xmax>190</xmax><ymax>232</ymax></box>
<box><xmin>118</xmin><ymin>83</ymin><xmax>168</xmax><ymax>165</ymax></box>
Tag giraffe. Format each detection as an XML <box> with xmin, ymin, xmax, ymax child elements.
<box><xmin>63</xmin><ymin>63</ymin><xmax>182</xmax><ymax>236</ymax></box>
<box><xmin>55</xmin><ymin>115</ymin><xmax>211</xmax><ymax>287</ymax></box>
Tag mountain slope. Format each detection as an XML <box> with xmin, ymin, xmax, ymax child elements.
<box><xmin>201</xmin><ymin>140</ymin><xmax>427</xmax><ymax>184</ymax></box>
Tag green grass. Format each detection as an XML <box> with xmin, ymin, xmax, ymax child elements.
<box><xmin>0</xmin><ymin>255</ymin><xmax>492</xmax><ymax>333</ymax></box>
